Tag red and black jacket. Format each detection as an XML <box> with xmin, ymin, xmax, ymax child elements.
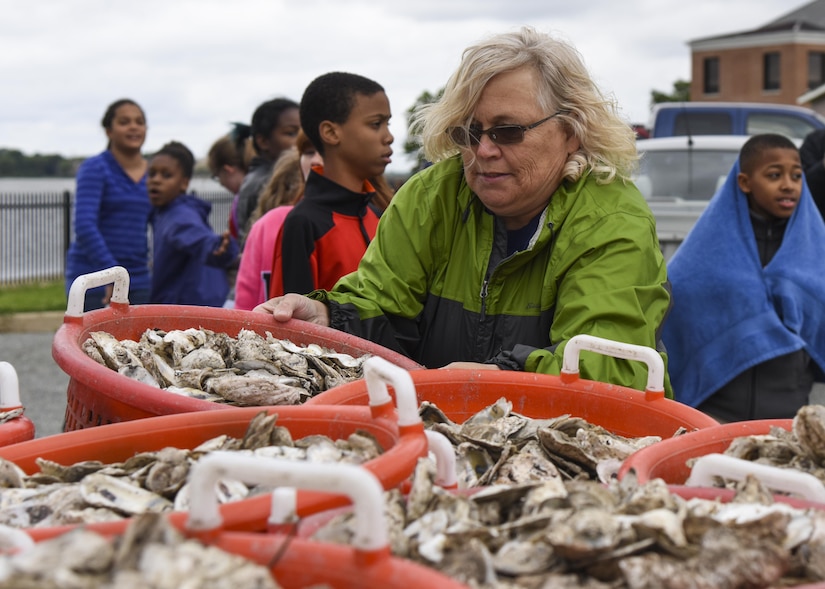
<box><xmin>269</xmin><ymin>169</ymin><xmax>380</xmax><ymax>297</ymax></box>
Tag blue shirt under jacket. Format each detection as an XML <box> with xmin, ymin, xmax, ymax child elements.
<box><xmin>149</xmin><ymin>194</ymin><xmax>239</xmax><ymax>307</ymax></box>
<box><xmin>65</xmin><ymin>150</ymin><xmax>151</xmax><ymax>293</ymax></box>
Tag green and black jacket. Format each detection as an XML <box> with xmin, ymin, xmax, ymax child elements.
<box><xmin>309</xmin><ymin>156</ymin><xmax>673</xmax><ymax>396</ymax></box>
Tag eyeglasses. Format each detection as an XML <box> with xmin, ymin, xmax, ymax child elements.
<box><xmin>447</xmin><ymin>110</ymin><xmax>567</xmax><ymax>147</ymax></box>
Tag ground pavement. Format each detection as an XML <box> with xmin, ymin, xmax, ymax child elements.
<box><xmin>0</xmin><ymin>312</ymin><xmax>68</xmax><ymax>438</ymax></box>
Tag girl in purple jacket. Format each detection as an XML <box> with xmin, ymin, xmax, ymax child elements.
<box><xmin>147</xmin><ymin>141</ymin><xmax>239</xmax><ymax>307</ymax></box>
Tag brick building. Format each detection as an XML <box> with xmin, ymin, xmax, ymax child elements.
<box><xmin>689</xmin><ymin>0</ymin><xmax>825</xmax><ymax>114</ymax></box>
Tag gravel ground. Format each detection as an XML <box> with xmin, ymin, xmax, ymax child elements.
<box><xmin>0</xmin><ymin>330</ymin><xmax>68</xmax><ymax>438</ymax></box>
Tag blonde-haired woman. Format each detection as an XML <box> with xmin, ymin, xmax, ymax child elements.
<box><xmin>254</xmin><ymin>27</ymin><xmax>671</xmax><ymax>396</ymax></box>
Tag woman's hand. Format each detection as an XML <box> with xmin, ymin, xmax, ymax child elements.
<box><xmin>440</xmin><ymin>362</ymin><xmax>501</xmax><ymax>371</ymax></box>
<box><xmin>253</xmin><ymin>294</ymin><xmax>330</xmax><ymax>326</ymax></box>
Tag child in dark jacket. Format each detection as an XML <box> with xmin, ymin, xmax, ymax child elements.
<box><xmin>663</xmin><ymin>133</ymin><xmax>825</xmax><ymax>422</ymax></box>
<box><xmin>148</xmin><ymin>141</ymin><xmax>239</xmax><ymax>306</ymax></box>
<box><xmin>269</xmin><ymin>71</ymin><xmax>394</xmax><ymax>297</ymax></box>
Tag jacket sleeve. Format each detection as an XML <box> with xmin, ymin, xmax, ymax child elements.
<box><xmin>505</xmin><ymin>210</ymin><xmax>673</xmax><ymax>396</ymax></box>
<box><xmin>311</xmin><ymin>176</ymin><xmax>441</xmax><ymax>356</ymax></box>
<box><xmin>73</xmin><ymin>157</ymin><xmax>119</xmax><ymax>271</ymax></box>
<box><xmin>233</xmin><ymin>220</ymin><xmax>264</xmax><ymax>311</ymax></box>
<box><xmin>279</xmin><ymin>212</ymin><xmax>320</xmax><ymax>295</ymax></box>
<box><xmin>168</xmin><ymin>217</ymin><xmax>238</xmax><ymax>269</ymax></box>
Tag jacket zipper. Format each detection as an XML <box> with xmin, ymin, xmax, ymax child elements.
<box><xmin>479</xmin><ymin>279</ymin><xmax>489</xmax><ymax>322</ymax></box>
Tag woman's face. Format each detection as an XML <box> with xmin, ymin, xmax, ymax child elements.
<box><xmin>257</xmin><ymin>107</ymin><xmax>301</xmax><ymax>160</ymax></box>
<box><xmin>459</xmin><ymin>66</ymin><xmax>580</xmax><ymax>230</ymax></box>
<box><xmin>106</xmin><ymin>103</ymin><xmax>147</xmax><ymax>153</ymax></box>
<box><xmin>299</xmin><ymin>146</ymin><xmax>323</xmax><ymax>180</ymax></box>
<box><xmin>215</xmin><ymin>164</ymin><xmax>246</xmax><ymax>194</ymax></box>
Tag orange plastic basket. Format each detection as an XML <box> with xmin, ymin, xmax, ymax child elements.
<box><xmin>186</xmin><ymin>454</ymin><xmax>470</xmax><ymax>588</ymax></box>
<box><xmin>618</xmin><ymin>419</ymin><xmax>792</xmax><ymax>484</ymax></box>
<box><xmin>308</xmin><ymin>334</ymin><xmax>720</xmax><ymax>438</ymax></box>
<box><xmin>216</xmin><ymin>533</ymin><xmax>470</xmax><ymax>588</ymax></box>
<box><xmin>0</xmin><ymin>394</ymin><xmax>428</xmax><ymax>542</ymax></box>
<box><xmin>0</xmin><ymin>456</ymin><xmax>468</xmax><ymax>589</ymax></box>
<box><xmin>54</xmin><ymin>267</ymin><xmax>422</xmax><ymax>431</ymax></box>
<box><xmin>0</xmin><ymin>362</ymin><xmax>35</xmax><ymax>446</ymax></box>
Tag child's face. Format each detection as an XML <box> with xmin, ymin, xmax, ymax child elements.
<box><xmin>334</xmin><ymin>91</ymin><xmax>394</xmax><ymax>180</ymax></box>
<box><xmin>214</xmin><ymin>164</ymin><xmax>246</xmax><ymax>194</ymax></box>
<box><xmin>299</xmin><ymin>145</ymin><xmax>323</xmax><ymax>180</ymax></box>
<box><xmin>737</xmin><ymin>147</ymin><xmax>803</xmax><ymax>220</ymax></box>
<box><xmin>257</xmin><ymin>107</ymin><xmax>301</xmax><ymax>160</ymax></box>
<box><xmin>106</xmin><ymin>103</ymin><xmax>146</xmax><ymax>152</ymax></box>
<box><xmin>147</xmin><ymin>154</ymin><xmax>190</xmax><ymax>207</ymax></box>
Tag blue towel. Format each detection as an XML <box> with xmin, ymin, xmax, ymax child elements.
<box><xmin>663</xmin><ymin>159</ymin><xmax>825</xmax><ymax>407</ymax></box>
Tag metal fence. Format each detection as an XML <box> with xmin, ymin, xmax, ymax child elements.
<box><xmin>0</xmin><ymin>190</ymin><xmax>233</xmax><ymax>286</ymax></box>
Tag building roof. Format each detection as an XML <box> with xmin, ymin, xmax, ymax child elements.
<box><xmin>690</xmin><ymin>0</ymin><xmax>825</xmax><ymax>44</ymax></box>
<box><xmin>766</xmin><ymin>0</ymin><xmax>825</xmax><ymax>28</ymax></box>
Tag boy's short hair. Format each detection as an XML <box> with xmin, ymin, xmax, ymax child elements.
<box><xmin>739</xmin><ymin>133</ymin><xmax>798</xmax><ymax>175</ymax></box>
<box><xmin>300</xmin><ymin>72</ymin><xmax>384</xmax><ymax>156</ymax></box>
<box><xmin>155</xmin><ymin>141</ymin><xmax>195</xmax><ymax>179</ymax></box>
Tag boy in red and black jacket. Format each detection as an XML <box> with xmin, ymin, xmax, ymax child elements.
<box><xmin>269</xmin><ymin>71</ymin><xmax>394</xmax><ymax>297</ymax></box>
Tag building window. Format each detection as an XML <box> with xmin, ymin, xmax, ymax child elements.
<box><xmin>703</xmin><ymin>57</ymin><xmax>719</xmax><ymax>94</ymax></box>
<box><xmin>764</xmin><ymin>52</ymin><xmax>781</xmax><ymax>91</ymax></box>
<box><xmin>809</xmin><ymin>51</ymin><xmax>825</xmax><ymax>89</ymax></box>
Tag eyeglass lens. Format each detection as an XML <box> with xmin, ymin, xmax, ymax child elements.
<box><xmin>449</xmin><ymin>125</ymin><xmax>524</xmax><ymax>146</ymax></box>
<box><xmin>447</xmin><ymin>111</ymin><xmax>564</xmax><ymax>147</ymax></box>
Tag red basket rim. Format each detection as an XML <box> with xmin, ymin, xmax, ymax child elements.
<box><xmin>52</xmin><ymin>304</ymin><xmax>423</xmax><ymax>423</ymax></box>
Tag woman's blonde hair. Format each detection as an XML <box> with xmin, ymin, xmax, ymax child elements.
<box><xmin>414</xmin><ymin>26</ymin><xmax>638</xmax><ymax>184</ymax></box>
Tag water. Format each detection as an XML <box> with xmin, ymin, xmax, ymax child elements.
<box><xmin>0</xmin><ymin>177</ymin><xmax>231</xmax><ymax>284</ymax></box>
<box><xmin>0</xmin><ymin>177</ymin><xmax>225</xmax><ymax>193</ymax></box>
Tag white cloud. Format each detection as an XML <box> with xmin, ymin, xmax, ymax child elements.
<box><xmin>0</xmin><ymin>0</ymin><xmax>810</xmax><ymax>174</ymax></box>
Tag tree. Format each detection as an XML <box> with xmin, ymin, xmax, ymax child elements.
<box><xmin>404</xmin><ymin>88</ymin><xmax>444</xmax><ymax>172</ymax></box>
<box><xmin>650</xmin><ymin>80</ymin><xmax>691</xmax><ymax>106</ymax></box>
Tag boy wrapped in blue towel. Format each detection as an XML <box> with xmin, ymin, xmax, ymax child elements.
<box><xmin>663</xmin><ymin>133</ymin><xmax>825</xmax><ymax>422</ymax></box>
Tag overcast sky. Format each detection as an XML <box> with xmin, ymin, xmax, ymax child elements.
<box><xmin>0</xmin><ymin>0</ymin><xmax>811</xmax><ymax>174</ymax></box>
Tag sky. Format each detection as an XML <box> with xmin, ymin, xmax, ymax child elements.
<box><xmin>0</xmin><ymin>0</ymin><xmax>813</xmax><ymax>175</ymax></box>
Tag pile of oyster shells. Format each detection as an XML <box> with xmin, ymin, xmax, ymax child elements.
<box><xmin>81</xmin><ymin>327</ymin><xmax>369</xmax><ymax>406</ymax></box>
<box><xmin>311</xmin><ymin>456</ymin><xmax>825</xmax><ymax>588</ymax></box>
<box><xmin>714</xmin><ymin>404</ymin><xmax>825</xmax><ymax>486</ymax></box>
<box><xmin>421</xmin><ymin>397</ymin><xmax>681</xmax><ymax>486</ymax></box>
<box><xmin>0</xmin><ymin>513</ymin><xmax>280</xmax><ymax>588</ymax></box>
<box><xmin>305</xmin><ymin>401</ymin><xmax>825</xmax><ymax>588</ymax></box>
<box><xmin>0</xmin><ymin>412</ymin><xmax>383</xmax><ymax>529</ymax></box>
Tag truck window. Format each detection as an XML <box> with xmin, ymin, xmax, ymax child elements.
<box><xmin>745</xmin><ymin>113</ymin><xmax>816</xmax><ymax>139</ymax></box>
<box><xmin>640</xmin><ymin>149</ymin><xmax>740</xmax><ymax>200</ymax></box>
<box><xmin>673</xmin><ymin>113</ymin><xmax>733</xmax><ymax>136</ymax></box>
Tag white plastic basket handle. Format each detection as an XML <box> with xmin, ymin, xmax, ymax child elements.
<box><xmin>425</xmin><ymin>430</ymin><xmax>457</xmax><ymax>489</ymax></box>
<box><xmin>685</xmin><ymin>453</ymin><xmax>825</xmax><ymax>503</ymax></box>
<box><xmin>561</xmin><ymin>334</ymin><xmax>665</xmax><ymax>393</ymax></box>
<box><xmin>186</xmin><ymin>452</ymin><xmax>388</xmax><ymax>552</ymax></box>
<box><xmin>0</xmin><ymin>523</ymin><xmax>35</xmax><ymax>553</ymax></box>
<box><xmin>0</xmin><ymin>362</ymin><xmax>22</xmax><ymax>409</ymax></box>
<box><xmin>66</xmin><ymin>266</ymin><xmax>131</xmax><ymax>317</ymax></box>
<box><xmin>363</xmin><ymin>356</ymin><xmax>421</xmax><ymax>428</ymax></box>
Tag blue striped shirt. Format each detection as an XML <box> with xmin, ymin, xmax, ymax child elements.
<box><xmin>65</xmin><ymin>150</ymin><xmax>151</xmax><ymax>293</ymax></box>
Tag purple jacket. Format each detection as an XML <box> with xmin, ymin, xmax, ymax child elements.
<box><xmin>149</xmin><ymin>194</ymin><xmax>239</xmax><ymax>306</ymax></box>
